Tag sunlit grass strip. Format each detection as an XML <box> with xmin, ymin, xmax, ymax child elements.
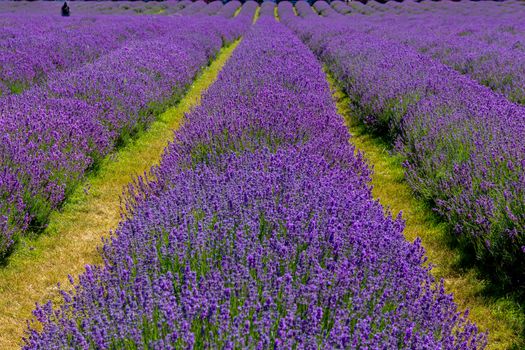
<box><xmin>233</xmin><ymin>3</ymin><xmax>242</xmax><ymax>17</ymax></box>
<box><xmin>253</xmin><ymin>4</ymin><xmax>260</xmax><ymax>23</ymax></box>
<box><xmin>0</xmin><ymin>39</ymin><xmax>241</xmax><ymax>350</ymax></box>
<box><xmin>325</xmin><ymin>69</ymin><xmax>525</xmax><ymax>350</ymax></box>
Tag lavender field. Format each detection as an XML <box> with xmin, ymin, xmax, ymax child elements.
<box><xmin>0</xmin><ymin>0</ymin><xmax>524</xmax><ymax>349</ymax></box>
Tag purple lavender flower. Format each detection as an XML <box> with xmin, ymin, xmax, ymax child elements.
<box><xmin>0</xmin><ymin>15</ymin><xmax>248</xmax><ymax>256</ymax></box>
<box><xmin>282</xmin><ymin>6</ymin><xmax>525</xmax><ymax>289</ymax></box>
<box><xmin>24</xmin><ymin>19</ymin><xmax>485</xmax><ymax>349</ymax></box>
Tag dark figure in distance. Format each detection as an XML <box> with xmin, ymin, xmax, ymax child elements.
<box><xmin>61</xmin><ymin>2</ymin><xmax>70</xmax><ymax>17</ymax></box>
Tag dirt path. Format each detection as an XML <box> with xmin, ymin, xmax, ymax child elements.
<box><xmin>0</xmin><ymin>40</ymin><xmax>241</xmax><ymax>350</ymax></box>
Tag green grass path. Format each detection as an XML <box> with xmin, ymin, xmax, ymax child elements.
<box><xmin>325</xmin><ymin>70</ymin><xmax>524</xmax><ymax>350</ymax></box>
<box><xmin>0</xmin><ymin>40</ymin><xmax>240</xmax><ymax>350</ymax></box>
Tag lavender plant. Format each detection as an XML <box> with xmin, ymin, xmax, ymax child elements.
<box><xmin>283</xmin><ymin>14</ymin><xmax>525</xmax><ymax>291</ymax></box>
<box><xmin>0</xmin><ymin>1</ymin><xmax>190</xmax><ymax>16</ymax></box>
<box><xmin>0</xmin><ymin>16</ymin><xmax>248</xmax><ymax>258</ymax></box>
<box><xmin>23</xmin><ymin>19</ymin><xmax>485</xmax><ymax>349</ymax></box>
<box><xmin>312</xmin><ymin>1</ymin><xmax>341</xmax><ymax>18</ymax></box>
<box><xmin>177</xmin><ymin>1</ymin><xmax>208</xmax><ymax>16</ymax></box>
<box><xmin>295</xmin><ymin>1</ymin><xmax>316</xmax><ymax>18</ymax></box>
<box><xmin>331</xmin><ymin>0</ymin><xmax>353</xmax><ymax>15</ymax></box>
<box><xmin>359</xmin><ymin>4</ymin><xmax>525</xmax><ymax>105</ymax></box>
<box><xmin>199</xmin><ymin>1</ymin><xmax>223</xmax><ymax>16</ymax></box>
<box><xmin>0</xmin><ymin>15</ymin><xmax>181</xmax><ymax>97</ymax></box>
<box><xmin>237</xmin><ymin>1</ymin><xmax>258</xmax><ymax>22</ymax></box>
<box><xmin>259</xmin><ymin>2</ymin><xmax>275</xmax><ymax>19</ymax></box>
<box><xmin>216</xmin><ymin>1</ymin><xmax>241</xmax><ymax>18</ymax></box>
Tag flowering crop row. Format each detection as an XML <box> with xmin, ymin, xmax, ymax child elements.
<box><xmin>312</xmin><ymin>1</ymin><xmax>341</xmax><ymax>18</ymax></box>
<box><xmin>295</xmin><ymin>1</ymin><xmax>315</xmax><ymax>18</ymax></box>
<box><xmin>72</xmin><ymin>1</ymin><xmax>189</xmax><ymax>16</ymax></box>
<box><xmin>0</xmin><ymin>16</ymin><xmax>249</xmax><ymax>258</ymax></box>
<box><xmin>352</xmin><ymin>2</ymin><xmax>525</xmax><ymax>105</ymax></box>
<box><xmin>345</xmin><ymin>1</ymin><xmax>374</xmax><ymax>15</ymax></box>
<box><xmin>0</xmin><ymin>15</ymin><xmax>183</xmax><ymax>97</ymax></box>
<box><xmin>177</xmin><ymin>1</ymin><xmax>207</xmax><ymax>16</ymax></box>
<box><xmin>198</xmin><ymin>1</ymin><xmax>224</xmax><ymax>16</ymax></box>
<box><xmin>237</xmin><ymin>0</ymin><xmax>258</xmax><ymax>22</ymax></box>
<box><xmin>216</xmin><ymin>0</ymin><xmax>241</xmax><ymax>18</ymax></box>
<box><xmin>330</xmin><ymin>0</ymin><xmax>352</xmax><ymax>15</ymax></box>
<box><xmin>281</xmin><ymin>9</ymin><xmax>525</xmax><ymax>291</ymax></box>
<box><xmin>0</xmin><ymin>1</ymin><xmax>187</xmax><ymax>16</ymax></box>
<box><xmin>23</xmin><ymin>19</ymin><xmax>485</xmax><ymax>349</ymax></box>
<box><xmin>259</xmin><ymin>2</ymin><xmax>275</xmax><ymax>19</ymax></box>
<box><xmin>326</xmin><ymin>0</ymin><xmax>521</xmax><ymax>17</ymax></box>
<box><xmin>393</xmin><ymin>1</ymin><xmax>523</xmax><ymax>17</ymax></box>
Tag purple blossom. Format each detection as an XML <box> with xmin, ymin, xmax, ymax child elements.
<box><xmin>0</xmin><ymin>15</ymin><xmax>248</xmax><ymax>256</ymax></box>
<box><xmin>24</xmin><ymin>19</ymin><xmax>485</xmax><ymax>349</ymax></box>
<box><xmin>282</xmin><ymin>3</ymin><xmax>525</xmax><ymax>291</ymax></box>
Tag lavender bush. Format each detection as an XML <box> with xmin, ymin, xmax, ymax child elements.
<box><xmin>278</xmin><ymin>1</ymin><xmax>295</xmax><ymax>22</ymax></box>
<box><xmin>237</xmin><ymin>0</ymin><xmax>258</xmax><ymax>22</ymax></box>
<box><xmin>199</xmin><ymin>1</ymin><xmax>224</xmax><ymax>16</ymax></box>
<box><xmin>177</xmin><ymin>1</ymin><xmax>207</xmax><ymax>16</ymax></box>
<box><xmin>312</xmin><ymin>1</ymin><xmax>342</xmax><ymax>18</ymax></box>
<box><xmin>0</xmin><ymin>16</ymin><xmax>248</xmax><ymax>258</ymax></box>
<box><xmin>0</xmin><ymin>15</ymin><xmax>183</xmax><ymax>97</ymax></box>
<box><xmin>283</xmin><ymin>13</ymin><xmax>525</xmax><ymax>291</ymax></box>
<box><xmin>216</xmin><ymin>1</ymin><xmax>241</xmax><ymax>18</ymax></box>
<box><xmin>346</xmin><ymin>1</ymin><xmax>374</xmax><ymax>15</ymax></box>
<box><xmin>295</xmin><ymin>1</ymin><xmax>316</xmax><ymax>18</ymax></box>
<box><xmin>358</xmin><ymin>3</ymin><xmax>525</xmax><ymax>105</ymax></box>
<box><xmin>23</xmin><ymin>19</ymin><xmax>485</xmax><ymax>349</ymax></box>
<box><xmin>0</xmin><ymin>1</ymin><xmax>189</xmax><ymax>16</ymax></box>
<box><xmin>331</xmin><ymin>0</ymin><xmax>353</xmax><ymax>15</ymax></box>
<box><xmin>259</xmin><ymin>2</ymin><xmax>275</xmax><ymax>19</ymax></box>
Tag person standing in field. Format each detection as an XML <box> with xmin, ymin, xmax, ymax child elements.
<box><xmin>61</xmin><ymin>2</ymin><xmax>70</xmax><ymax>17</ymax></box>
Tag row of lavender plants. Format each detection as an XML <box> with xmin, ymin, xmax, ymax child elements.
<box><xmin>280</xmin><ymin>6</ymin><xmax>525</xmax><ymax>292</ymax></box>
<box><xmin>0</xmin><ymin>1</ymin><xmax>184</xmax><ymax>16</ymax></box>
<box><xmin>0</xmin><ymin>15</ymin><xmax>182</xmax><ymax>97</ymax></box>
<box><xmin>0</xmin><ymin>0</ymin><xmax>240</xmax><ymax>17</ymax></box>
<box><xmin>23</xmin><ymin>19</ymin><xmax>485</xmax><ymax>349</ymax></box>
<box><xmin>353</xmin><ymin>3</ymin><xmax>525</xmax><ymax>105</ymax></box>
<box><xmin>216</xmin><ymin>0</ymin><xmax>241</xmax><ymax>18</ymax></box>
<box><xmin>177</xmin><ymin>1</ymin><xmax>207</xmax><ymax>16</ymax></box>
<box><xmin>0</xmin><ymin>16</ymin><xmax>250</xmax><ymax>258</ymax></box>
<box><xmin>239</xmin><ymin>0</ymin><xmax>258</xmax><ymax>21</ymax></box>
<box><xmin>259</xmin><ymin>1</ymin><xmax>275</xmax><ymax>18</ymax></box>
<box><xmin>295</xmin><ymin>0</ymin><xmax>316</xmax><ymax>18</ymax></box>
<box><xmin>199</xmin><ymin>1</ymin><xmax>224</xmax><ymax>16</ymax></box>
<box><xmin>312</xmin><ymin>0</ymin><xmax>342</xmax><ymax>18</ymax></box>
<box><xmin>335</xmin><ymin>0</ymin><xmax>373</xmax><ymax>15</ymax></box>
<box><xmin>326</xmin><ymin>0</ymin><xmax>521</xmax><ymax>17</ymax></box>
<box><xmin>331</xmin><ymin>1</ymin><xmax>353</xmax><ymax>15</ymax></box>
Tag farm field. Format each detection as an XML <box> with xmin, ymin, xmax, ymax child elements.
<box><xmin>0</xmin><ymin>0</ymin><xmax>523</xmax><ymax>349</ymax></box>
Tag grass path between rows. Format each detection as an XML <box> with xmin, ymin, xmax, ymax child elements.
<box><xmin>325</xmin><ymin>70</ymin><xmax>524</xmax><ymax>350</ymax></box>
<box><xmin>0</xmin><ymin>40</ymin><xmax>241</xmax><ymax>350</ymax></box>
